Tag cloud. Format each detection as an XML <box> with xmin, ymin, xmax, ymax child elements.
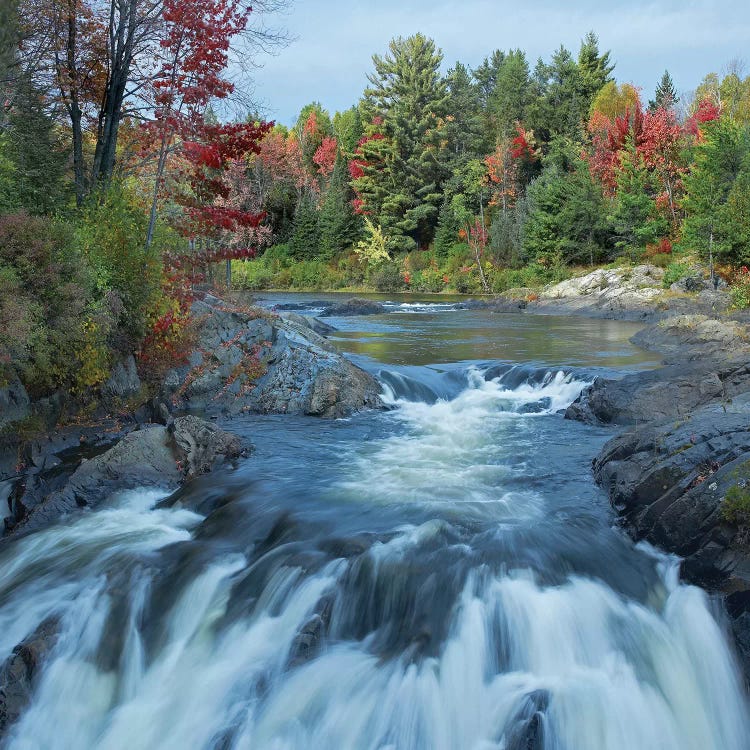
<box><xmin>249</xmin><ymin>0</ymin><xmax>750</xmax><ymax>124</ymax></box>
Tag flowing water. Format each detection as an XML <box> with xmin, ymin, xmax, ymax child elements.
<box><xmin>1</xmin><ymin>296</ymin><xmax>748</xmax><ymax>749</ymax></box>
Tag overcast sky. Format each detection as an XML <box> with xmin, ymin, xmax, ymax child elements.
<box><xmin>248</xmin><ymin>0</ymin><xmax>750</xmax><ymax>126</ymax></box>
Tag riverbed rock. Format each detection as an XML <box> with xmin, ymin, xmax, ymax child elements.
<box><xmin>101</xmin><ymin>355</ymin><xmax>142</xmax><ymax>400</ymax></box>
<box><xmin>0</xmin><ymin>618</ymin><xmax>59</xmax><ymax>737</ymax></box>
<box><xmin>0</xmin><ymin>373</ymin><xmax>30</xmax><ymax>433</ymax></box>
<box><xmin>567</xmin><ymin>360</ymin><xmax>750</xmax><ymax>426</ymax></box>
<box><xmin>631</xmin><ymin>314</ymin><xmax>750</xmax><ymax>359</ymax></box>
<box><xmin>319</xmin><ymin>298</ymin><xmax>386</xmax><ymax>317</ymax></box>
<box><xmin>6</xmin><ymin>417</ymin><xmax>244</xmax><ymax>536</ymax></box>
<box><xmin>592</xmin><ymin>398</ymin><xmax>750</xmax><ymax>676</ymax></box>
<box><xmin>163</xmin><ymin>297</ymin><xmax>381</xmax><ymax>418</ymax></box>
<box><xmin>541</xmin><ymin>265</ymin><xmax>665</xmax><ymax>308</ymax></box>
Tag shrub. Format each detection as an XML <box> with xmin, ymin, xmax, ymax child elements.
<box><xmin>369</xmin><ymin>262</ymin><xmax>405</xmax><ymax>292</ymax></box>
<box><xmin>722</xmin><ymin>483</ymin><xmax>750</xmax><ymax>525</ymax></box>
<box><xmin>74</xmin><ymin>186</ymin><xmax>162</xmax><ymax>345</ymax></box>
<box><xmin>0</xmin><ymin>212</ymin><xmax>105</xmax><ymax>396</ymax></box>
<box><xmin>730</xmin><ymin>266</ymin><xmax>750</xmax><ymax>309</ymax></box>
<box><xmin>414</xmin><ymin>267</ymin><xmax>445</xmax><ymax>293</ymax></box>
<box><xmin>663</xmin><ymin>261</ymin><xmax>692</xmax><ymax>288</ymax></box>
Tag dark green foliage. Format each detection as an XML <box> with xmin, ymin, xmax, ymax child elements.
<box><xmin>524</xmin><ymin>161</ymin><xmax>611</xmax><ymax>266</ymax></box>
<box><xmin>359</xmin><ymin>34</ymin><xmax>451</xmax><ymax>252</ymax></box>
<box><xmin>0</xmin><ymin>213</ymin><xmax>95</xmax><ymax>395</ymax></box>
<box><xmin>445</xmin><ymin>62</ymin><xmax>488</xmax><ymax>166</ymax></box>
<box><xmin>489</xmin><ymin>197</ymin><xmax>528</xmax><ymax>267</ymax></box>
<box><xmin>319</xmin><ymin>154</ymin><xmax>360</xmax><ymax>259</ymax></box>
<box><xmin>434</xmin><ymin>198</ymin><xmax>462</xmax><ymax>259</ymax></box>
<box><xmin>488</xmin><ymin>50</ymin><xmax>532</xmax><ymax>140</ymax></box>
<box><xmin>610</xmin><ymin>138</ymin><xmax>669</xmax><ymax>253</ymax></box>
<box><xmin>0</xmin><ymin>76</ymin><xmax>69</xmax><ymax>215</ymax></box>
<box><xmin>369</xmin><ymin>262</ymin><xmax>405</xmax><ymax>292</ymax></box>
<box><xmin>577</xmin><ymin>32</ymin><xmax>615</xmax><ymax>109</ymax></box>
<box><xmin>682</xmin><ymin>117</ymin><xmax>750</xmax><ymax>265</ymax></box>
<box><xmin>650</xmin><ymin>70</ymin><xmax>679</xmax><ymax>111</ymax></box>
<box><xmin>288</xmin><ymin>196</ymin><xmax>321</xmax><ymax>260</ymax></box>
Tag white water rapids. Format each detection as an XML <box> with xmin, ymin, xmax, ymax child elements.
<box><xmin>0</xmin><ymin>367</ymin><xmax>747</xmax><ymax>749</ymax></box>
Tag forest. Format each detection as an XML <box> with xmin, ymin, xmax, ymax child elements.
<box><xmin>2</xmin><ymin>0</ymin><xmax>750</xmax><ymax>404</ymax></box>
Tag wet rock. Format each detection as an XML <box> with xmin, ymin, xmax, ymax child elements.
<box><xmin>101</xmin><ymin>355</ymin><xmax>141</xmax><ymax>400</ymax></box>
<box><xmin>0</xmin><ymin>373</ymin><xmax>30</xmax><ymax>432</ymax></box>
<box><xmin>170</xmin><ymin>415</ymin><xmax>245</xmax><ymax>477</ymax></box>
<box><xmin>566</xmin><ymin>359</ymin><xmax>750</xmax><ymax>426</ymax></box>
<box><xmin>502</xmin><ymin>690</ymin><xmax>549</xmax><ymax>750</ymax></box>
<box><xmin>6</xmin><ymin>418</ymin><xmax>244</xmax><ymax>535</ymax></box>
<box><xmin>592</xmin><ymin>398</ymin><xmax>750</xmax><ymax>676</ymax></box>
<box><xmin>278</xmin><ymin>311</ymin><xmax>336</xmax><ymax>337</ymax></box>
<box><xmin>165</xmin><ymin>297</ymin><xmax>381</xmax><ymax>418</ymax></box>
<box><xmin>0</xmin><ymin>618</ymin><xmax>59</xmax><ymax>737</ymax></box>
<box><xmin>319</xmin><ymin>298</ymin><xmax>386</xmax><ymax>317</ymax></box>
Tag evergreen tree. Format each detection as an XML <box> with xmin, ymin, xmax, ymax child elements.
<box><xmin>525</xmin><ymin>47</ymin><xmax>586</xmax><ymax>147</ymax></box>
<box><xmin>319</xmin><ymin>153</ymin><xmax>359</xmax><ymax>259</ymax></box>
<box><xmin>489</xmin><ymin>49</ymin><xmax>531</xmax><ymax>140</ymax></box>
<box><xmin>577</xmin><ymin>32</ymin><xmax>615</xmax><ymax>109</ymax></box>
<box><xmin>332</xmin><ymin>107</ymin><xmax>363</xmax><ymax>155</ymax></box>
<box><xmin>444</xmin><ymin>62</ymin><xmax>487</xmax><ymax>167</ymax></box>
<box><xmin>288</xmin><ymin>195</ymin><xmax>321</xmax><ymax>260</ymax></box>
<box><xmin>489</xmin><ymin>197</ymin><xmax>528</xmax><ymax>267</ymax></box>
<box><xmin>357</xmin><ymin>34</ymin><xmax>451</xmax><ymax>252</ymax></box>
<box><xmin>650</xmin><ymin>70</ymin><xmax>679</xmax><ymax>111</ymax></box>
<box><xmin>433</xmin><ymin>197</ymin><xmax>464</xmax><ymax>258</ymax></box>
<box><xmin>719</xmin><ymin>154</ymin><xmax>750</xmax><ymax>264</ymax></box>
<box><xmin>473</xmin><ymin>50</ymin><xmax>506</xmax><ymax>109</ymax></box>
<box><xmin>610</xmin><ymin>138</ymin><xmax>668</xmax><ymax>255</ymax></box>
<box><xmin>524</xmin><ymin>160</ymin><xmax>610</xmax><ymax>266</ymax></box>
<box><xmin>0</xmin><ymin>76</ymin><xmax>68</xmax><ymax>214</ymax></box>
<box><xmin>682</xmin><ymin>117</ymin><xmax>750</xmax><ymax>267</ymax></box>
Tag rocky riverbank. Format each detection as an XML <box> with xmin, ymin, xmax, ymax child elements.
<box><xmin>0</xmin><ymin>295</ymin><xmax>382</xmax><ymax>536</ymax></box>
<box><xmin>566</xmin><ymin>312</ymin><xmax>750</xmax><ymax>681</ymax></box>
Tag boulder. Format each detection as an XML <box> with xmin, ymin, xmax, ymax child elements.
<box><xmin>0</xmin><ymin>373</ymin><xmax>30</xmax><ymax>432</ymax></box>
<box><xmin>541</xmin><ymin>265</ymin><xmax>665</xmax><ymax>308</ymax></box>
<box><xmin>319</xmin><ymin>298</ymin><xmax>386</xmax><ymax>317</ymax></box>
<box><xmin>163</xmin><ymin>298</ymin><xmax>381</xmax><ymax>418</ymax></box>
<box><xmin>6</xmin><ymin>417</ymin><xmax>244</xmax><ymax>535</ymax></box>
<box><xmin>566</xmin><ymin>358</ymin><xmax>750</xmax><ymax>426</ymax></box>
<box><xmin>0</xmin><ymin>618</ymin><xmax>59</xmax><ymax>738</ymax></box>
<box><xmin>631</xmin><ymin>315</ymin><xmax>749</xmax><ymax>359</ymax></box>
<box><xmin>101</xmin><ymin>355</ymin><xmax>141</xmax><ymax>400</ymax></box>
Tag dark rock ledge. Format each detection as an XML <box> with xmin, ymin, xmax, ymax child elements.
<box><xmin>566</xmin><ymin>314</ymin><xmax>750</xmax><ymax>681</ymax></box>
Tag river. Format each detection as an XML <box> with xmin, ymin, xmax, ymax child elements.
<box><xmin>0</xmin><ymin>295</ymin><xmax>747</xmax><ymax>749</ymax></box>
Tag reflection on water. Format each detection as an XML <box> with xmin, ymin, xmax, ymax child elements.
<box><xmin>253</xmin><ymin>291</ymin><xmax>661</xmax><ymax>369</ymax></box>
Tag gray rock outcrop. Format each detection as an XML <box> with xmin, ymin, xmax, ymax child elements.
<box><xmin>163</xmin><ymin>297</ymin><xmax>381</xmax><ymax>418</ymax></box>
<box><xmin>7</xmin><ymin>416</ymin><xmax>245</xmax><ymax>535</ymax></box>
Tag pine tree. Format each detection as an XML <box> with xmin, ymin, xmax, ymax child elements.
<box><xmin>650</xmin><ymin>70</ymin><xmax>679</xmax><ymax>111</ymax></box>
<box><xmin>319</xmin><ymin>153</ymin><xmax>360</xmax><ymax>259</ymax></box>
<box><xmin>610</xmin><ymin>138</ymin><xmax>668</xmax><ymax>255</ymax></box>
<box><xmin>0</xmin><ymin>75</ymin><xmax>68</xmax><ymax>214</ymax></box>
<box><xmin>719</xmin><ymin>155</ymin><xmax>750</xmax><ymax>264</ymax></box>
<box><xmin>524</xmin><ymin>161</ymin><xmax>610</xmax><ymax>266</ymax></box>
<box><xmin>288</xmin><ymin>195</ymin><xmax>321</xmax><ymax>260</ymax></box>
<box><xmin>577</xmin><ymin>32</ymin><xmax>615</xmax><ymax>107</ymax></box>
<box><xmin>444</xmin><ymin>62</ymin><xmax>487</xmax><ymax>167</ymax></box>
<box><xmin>356</xmin><ymin>34</ymin><xmax>451</xmax><ymax>252</ymax></box>
<box><xmin>489</xmin><ymin>49</ymin><xmax>531</xmax><ymax>140</ymax></box>
<box><xmin>682</xmin><ymin>117</ymin><xmax>750</xmax><ymax>268</ymax></box>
